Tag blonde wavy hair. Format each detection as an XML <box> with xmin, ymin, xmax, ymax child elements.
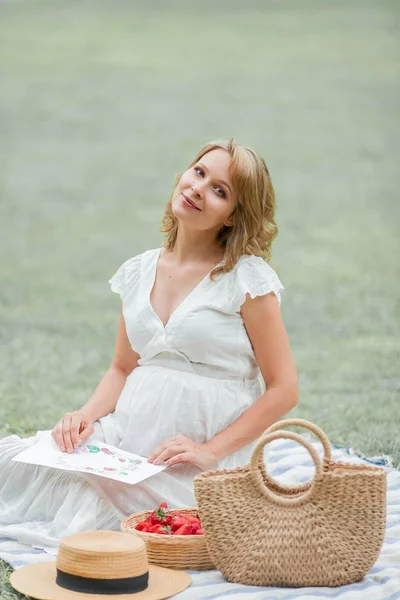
<box><xmin>160</xmin><ymin>138</ymin><xmax>278</xmax><ymax>280</ymax></box>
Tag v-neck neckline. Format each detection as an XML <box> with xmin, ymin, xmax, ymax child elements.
<box><xmin>148</xmin><ymin>247</ymin><xmax>225</xmax><ymax>331</ymax></box>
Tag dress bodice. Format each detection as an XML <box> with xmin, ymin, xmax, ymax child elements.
<box><xmin>109</xmin><ymin>247</ymin><xmax>284</xmax><ymax>382</ymax></box>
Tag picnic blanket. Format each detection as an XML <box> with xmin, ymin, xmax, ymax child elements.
<box><xmin>1</xmin><ymin>438</ymin><xmax>399</xmax><ymax>599</ymax></box>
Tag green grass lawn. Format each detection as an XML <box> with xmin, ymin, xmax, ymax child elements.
<box><xmin>0</xmin><ymin>0</ymin><xmax>399</xmax><ymax>597</ymax></box>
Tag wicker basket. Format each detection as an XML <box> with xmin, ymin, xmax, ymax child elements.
<box><xmin>194</xmin><ymin>418</ymin><xmax>387</xmax><ymax>587</ymax></box>
<box><xmin>121</xmin><ymin>507</ymin><xmax>215</xmax><ymax>571</ymax></box>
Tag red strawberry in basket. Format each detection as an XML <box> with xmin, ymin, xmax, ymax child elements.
<box><xmin>150</xmin><ymin>503</ymin><xmax>173</xmax><ymax>526</ymax></box>
<box><xmin>149</xmin><ymin>524</ymin><xmax>171</xmax><ymax>535</ymax></box>
<box><xmin>158</xmin><ymin>525</ymin><xmax>171</xmax><ymax>535</ymax></box>
<box><xmin>171</xmin><ymin>516</ymin><xmax>188</xmax><ymax>532</ymax></box>
<box><xmin>173</xmin><ymin>524</ymin><xmax>192</xmax><ymax>536</ymax></box>
<box><xmin>186</xmin><ymin>515</ymin><xmax>200</xmax><ymax>523</ymax></box>
<box><xmin>190</xmin><ymin>522</ymin><xmax>200</xmax><ymax>534</ymax></box>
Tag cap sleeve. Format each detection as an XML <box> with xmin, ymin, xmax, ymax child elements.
<box><xmin>232</xmin><ymin>255</ymin><xmax>285</xmax><ymax>313</ymax></box>
<box><xmin>108</xmin><ymin>253</ymin><xmax>143</xmax><ymax>301</ymax></box>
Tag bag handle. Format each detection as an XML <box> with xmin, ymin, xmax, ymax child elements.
<box><xmin>264</xmin><ymin>419</ymin><xmax>332</xmax><ymax>461</ymax></box>
<box><xmin>257</xmin><ymin>418</ymin><xmax>332</xmax><ymax>495</ymax></box>
<box><xmin>250</xmin><ymin>431</ymin><xmax>326</xmax><ymax>506</ymax></box>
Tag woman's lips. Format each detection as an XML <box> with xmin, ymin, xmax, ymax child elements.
<box><xmin>181</xmin><ymin>194</ymin><xmax>201</xmax><ymax>210</ymax></box>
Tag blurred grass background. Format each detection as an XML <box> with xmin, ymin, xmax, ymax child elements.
<box><xmin>0</xmin><ymin>0</ymin><xmax>399</xmax><ymax>595</ymax></box>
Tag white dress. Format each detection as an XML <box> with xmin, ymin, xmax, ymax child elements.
<box><xmin>0</xmin><ymin>247</ymin><xmax>284</xmax><ymax>556</ymax></box>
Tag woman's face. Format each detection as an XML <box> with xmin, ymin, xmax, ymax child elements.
<box><xmin>171</xmin><ymin>148</ymin><xmax>237</xmax><ymax>231</ymax></box>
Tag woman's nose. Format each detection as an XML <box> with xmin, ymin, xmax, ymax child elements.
<box><xmin>191</xmin><ymin>181</ymin><xmax>205</xmax><ymax>197</ymax></box>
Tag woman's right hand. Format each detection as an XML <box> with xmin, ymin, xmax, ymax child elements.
<box><xmin>51</xmin><ymin>410</ymin><xmax>95</xmax><ymax>453</ymax></box>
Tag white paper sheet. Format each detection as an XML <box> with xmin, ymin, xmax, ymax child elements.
<box><xmin>12</xmin><ymin>431</ymin><xmax>166</xmax><ymax>485</ymax></box>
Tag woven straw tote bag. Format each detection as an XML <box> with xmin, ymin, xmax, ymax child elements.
<box><xmin>194</xmin><ymin>418</ymin><xmax>387</xmax><ymax>587</ymax></box>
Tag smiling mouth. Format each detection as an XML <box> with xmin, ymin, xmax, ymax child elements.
<box><xmin>182</xmin><ymin>194</ymin><xmax>201</xmax><ymax>211</ymax></box>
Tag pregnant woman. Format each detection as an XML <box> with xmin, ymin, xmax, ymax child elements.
<box><xmin>0</xmin><ymin>138</ymin><xmax>298</xmax><ymax>557</ymax></box>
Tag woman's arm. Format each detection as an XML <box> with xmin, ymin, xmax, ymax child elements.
<box><xmin>80</xmin><ymin>303</ymin><xmax>140</xmax><ymax>422</ymax></box>
<box><xmin>52</xmin><ymin>303</ymin><xmax>140</xmax><ymax>451</ymax></box>
<box><xmin>205</xmin><ymin>291</ymin><xmax>298</xmax><ymax>461</ymax></box>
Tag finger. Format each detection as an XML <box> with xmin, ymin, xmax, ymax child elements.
<box><xmin>152</xmin><ymin>445</ymin><xmax>188</xmax><ymax>465</ymax></box>
<box><xmin>150</xmin><ymin>448</ymin><xmax>170</xmax><ymax>465</ymax></box>
<box><xmin>166</xmin><ymin>452</ymin><xmax>194</xmax><ymax>467</ymax></box>
<box><xmin>62</xmin><ymin>415</ymin><xmax>74</xmax><ymax>453</ymax></box>
<box><xmin>69</xmin><ymin>416</ymin><xmax>81</xmax><ymax>449</ymax></box>
<box><xmin>60</xmin><ymin>422</ymin><xmax>69</xmax><ymax>452</ymax></box>
<box><xmin>148</xmin><ymin>449</ymin><xmax>166</xmax><ymax>464</ymax></box>
<box><xmin>148</xmin><ymin>441</ymin><xmax>171</xmax><ymax>463</ymax></box>
<box><xmin>148</xmin><ymin>435</ymin><xmax>189</xmax><ymax>462</ymax></box>
<box><xmin>53</xmin><ymin>423</ymin><xmax>65</xmax><ymax>452</ymax></box>
<box><xmin>79</xmin><ymin>423</ymin><xmax>94</xmax><ymax>445</ymax></box>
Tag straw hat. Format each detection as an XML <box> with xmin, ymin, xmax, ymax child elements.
<box><xmin>10</xmin><ymin>530</ymin><xmax>191</xmax><ymax>600</ymax></box>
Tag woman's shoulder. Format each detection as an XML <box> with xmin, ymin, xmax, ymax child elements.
<box><xmin>226</xmin><ymin>253</ymin><xmax>281</xmax><ymax>280</ymax></box>
<box><xmin>108</xmin><ymin>247</ymin><xmax>159</xmax><ymax>299</ymax></box>
<box><xmin>227</xmin><ymin>253</ymin><xmax>285</xmax><ymax>311</ymax></box>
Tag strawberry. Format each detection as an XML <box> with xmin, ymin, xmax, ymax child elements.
<box><xmin>186</xmin><ymin>516</ymin><xmax>201</xmax><ymax>525</ymax></box>
<box><xmin>171</xmin><ymin>517</ymin><xmax>188</xmax><ymax>532</ymax></box>
<box><xmin>173</xmin><ymin>524</ymin><xmax>192</xmax><ymax>536</ymax></box>
<box><xmin>135</xmin><ymin>522</ymin><xmax>146</xmax><ymax>531</ymax></box>
<box><xmin>195</xmin><ymin>528</ymin><xmax>204</xmax><ymax>535</ymax></box>
<box><xmin>149</xmin><ymin>512</ymin><xmax>159</xmax><ymax>525</ymax></box>
<box><xmin>190</xmin><ymin>522</ymin><xmax>200</xmax><ymax>534</ymax></box>
<box><xmin>158</xmin><ymin>525</ymin><xmax>171</xmax><ymax>535</ymax></box>
<box><xmin>149</xmin><ymin>504</ymin><xmax>173</xmax><ymax>526</ymax></box>
<box><xmin>150</xmin><ymin>524</ymin><xmax>171</xmax><ymax>535</ymax></box>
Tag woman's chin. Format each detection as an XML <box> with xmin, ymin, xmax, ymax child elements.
<box><xmin>172</xmin><ymin>205</ymin><xmax>192</xmax><ymax>220</ymax></box>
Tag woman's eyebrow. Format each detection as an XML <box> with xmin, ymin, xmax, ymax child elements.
<box><xmin>198</xmin><ymin>161</ymin><xmax>232</xmax><ymax>195</ymax></box>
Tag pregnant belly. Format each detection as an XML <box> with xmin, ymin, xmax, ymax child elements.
<box><xmin>114</xmin><ymin>365</ymin><xmax>261</xmax><ymax>457</ymax></box>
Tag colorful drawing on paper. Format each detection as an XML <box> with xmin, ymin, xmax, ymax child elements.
<box><xmin>12</xmin><ymin>433</ymin><xmax>166</xmax><ymax>486</ymax></box>
<box><xmin>57</xmin><ymin>444</ymin><xmax>145</xmax><ymax>477</ymax></box>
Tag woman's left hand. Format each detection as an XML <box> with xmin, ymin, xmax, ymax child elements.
<box><xmin>147</xmin><ymin>435</ymin><xmax>219</xmax><ymax>471</ymax></box>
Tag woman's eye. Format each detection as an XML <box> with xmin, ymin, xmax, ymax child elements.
<box><xmin>194</xmin><ymin>167</ymin><xmax>204</xmax><ymax>176</ymax></box>
<box><xmin>215</xmin><ymin>186</ymin><xmax>225</xmax><ymax>197</ymax></box>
